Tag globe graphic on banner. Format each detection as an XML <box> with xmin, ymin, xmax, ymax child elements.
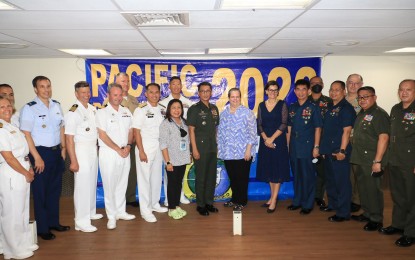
<box><xmin>185</xmin><ymin>159</ymin><xmax>232</xmax><ymax>201</ymax></box>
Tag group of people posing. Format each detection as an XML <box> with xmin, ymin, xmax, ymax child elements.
<box><xmin>0</xmin><ymin>73</ymin><xmax>414</xmax><ymax>260</ymax></box>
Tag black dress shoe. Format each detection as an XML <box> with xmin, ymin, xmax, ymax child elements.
<box><xmin>261</xmin><ymin>203</ymin><xmax>270</xmax><ymax>208</ymax></box>
<box><xmin>49</xmin><ymin>224</ymin><xmax>70</xmax><ymax>232</ymax></box>
<box><xmin>363</xmin><ymin>221</ymin><xmax>383</xmax><ymax>231</ymax></box>
<box><xmin>328</xmin><ymin>215</ymin><xmax>350</xmax><ymax>222</ymax></box>
<box><xmin>38</xmin><ymin>232</ymin><xmax>56</xmax><ymax>240</ymax></box>
<box><xmin>126</xmin><ymin>201</ymin><xmax>140</xmax><ymax>207</ymax></box>
<box><xmin>267</xmin><ymin>207</ymin><xmax>276</xmax><ymax>213</ymax></box>
<box><xmin>196</xmin><ymin>206</ymin><xmax>209</xmax><ymax>216</ymax></box>
<box><xmin>351</xmin><ymin>214</ymin><xmax>370</xmax><ymax>222</ymax></box>
<box><xmin>315</xmin><ymin>198</ymin><xmax>326</xmax><ymax>207</ymax></box>
<box><xmin>287</xmin><ymin>205</ymin><xmax>301</xmax><ymax>211</ymax></box>
<box><xmin>395</xmin><ymin>236</ymin><xmax>415</xmax><ymax>247</ymax></box>
<box><xmin>351</xmin><ymin>202</ymin><xmax>361</xmax><ymax>213</ymax></box>
<box><xmin>300</xmin><ymin>208</ymin><xmax>312</xmax><ymax>215</ymax></box>
<box><xmin>379</xmin><ymin>226</ymin><xmax>404</xmax><ymax>235</ymax></box>
<box><xmin>205</xmin><ymin>204</ymin><xmax>219</xmax><ymax>213</ymax></box>
<box><xmin>320</xmin><ymin>206</ymin><xmax>333</xmax><ymax>212</ymax></box>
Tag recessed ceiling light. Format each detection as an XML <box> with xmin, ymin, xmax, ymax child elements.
<box><xmin>59</xmin><ymin>49</ymin><xmax>112</xmax><ymax>56</ymax></box>
<box><xmin>160</xmin><ymin>50</ymin><xmax>205</xmax><ymax>55</ymax></box>
<box><xmin>208</xmin><ymin>48</ymin><xmax>252</xmax><ymax>54</ymax></box>
<box><xmin>0</xmin><ymin>1</ymin><xmax>18</xmax><ymax>10</ymax></box>
<box><xmin>218</xmin><ymin>0</ymin><xmax>316</xmax><ymax>9</ymax></box>
<box><xmin>385</xmin><ymin>47</ymin><xmax>415</xmax><ymax>53</ymax></box>
<box><xmin>327</xmin><ymin>40</ymin><xmax>359</xmax><ymax>46</ymax></box>
<box><xmin>0</xmin><ymin>43</ymin><xmax>28</xmax><ymax>49</ymax></box>
<box><xmin>122</xmin><ymin>12</ymin><xmax>189</xmax><ymax>27</ymax></box>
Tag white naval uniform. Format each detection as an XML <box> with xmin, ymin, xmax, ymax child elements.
<box><xmin>64</xmin><ymin>100</ymin><xmax>99</xmax><ymax>227</ymax></box>
<box><xmin>11</xmin><ymin>112</ymin><xmax>19</xmax><ymax>128</ymax></box>
<box><xmin>96</xmin><ymin>104</ymin><xmax>132</xmax><ymax>220</ymax></box>
<box><xmin>0</xmin><ymin>119</ymin><xmax>33</xmax><ymax>258</ymax></box>
<box><xmin>133</xmin><ymin>102</ymin><xmax>165</xmax><ymax>217</ymax></box>
<box><xmin>159</xmin><ymin>95</ymin><xmax>193</xmax><ymax>204</ymax></box>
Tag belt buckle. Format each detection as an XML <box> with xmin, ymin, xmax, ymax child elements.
<box><xmin>52</xmin><ymin>145</ymin><xmax>58</xmax><ymax>150</ymax></box>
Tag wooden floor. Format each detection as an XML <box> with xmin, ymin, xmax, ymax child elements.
<box><xmin>26</xmin><ymin>191</ymin><xmax>414</xmax><ymax>260</ymax></box>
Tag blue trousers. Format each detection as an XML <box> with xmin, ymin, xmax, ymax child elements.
<box><xmin>324</xmin><ymin>156</ymin><xmax>352</xmax><ymax>218</ymax></box>
<box><xmin>30</xmin><ymin>146</ymin><xmax>64</xmax><ymax>233</ymax></box>
<box><xmin>290</xmin><ymin>157</ymin><xmax>316</xmax><ymax>210</ymax></box>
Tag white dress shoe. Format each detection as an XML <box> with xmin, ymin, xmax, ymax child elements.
<box><xmin>142</xmin><ymin>214</ymin><xmax>157</xmax><ymax>223</ymax></box>
<box><xmin>107</xmin><ymin>219</ymin><xmax>116</xmax><ymax>230</ymax></box>
<box><xmin>152</xmin><ymin>206</ymin><xmax>168</xmax><ymax>213</ymax></box>
<box><xmin>116</xmin><ymin>213</ymin><xmax>136</xmax><ymax>221</ymax></box>
<box><xmin>75</xmin><ymin>224</ymin><xmax>98</xmax><ymax>233</ymax></box>
<box><xmin>180</xmin><ymin>196</ymin><xmax>191</xmax><ymax>204</ymax></box>
<box><xmin>90</xmin><ymin>213</ymin><xmax>104</xmax><ymax>220</ymax></box>
<box><xmin>28</xmin><ymin>244</ymin><xmax>39</xmax><ymax>251</ymax></box>
<box><xmin>4</xmin><ymin>251</ymin><xmax>34</xmax><ymax>260</ymax></box>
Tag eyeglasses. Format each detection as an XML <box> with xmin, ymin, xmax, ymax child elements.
<box><xmin>199</xmin><ymin>90</ymin><xmax>211</xmax><ymax>94</ymax></box>
<box><xmin>357</xmin><ymin>95</ymin><xmax>374</xmax><ymax>101</ymax></box>
<box><xmin>267</xmin><ymin>89</ymin><xmax>279</xmax><ymax>93</ymax></box>
<box><xmin>180</xmin><ymin>128</ymin><xmax>187</xmax><ymax>137</ymax></box>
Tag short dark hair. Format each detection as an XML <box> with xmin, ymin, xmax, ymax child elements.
<box><xmin>264</xmin><ymin>80</ymin><xmax>280</xmax><ymax>91</ymax></box>
<box><xmin>169</xmin><ymin>76</ymin><xmax>181</xmax><ymax>84</ymax></box>
<box><xmin>146</xmin><ymin>83</ymin><xmax>161</xmax><ymax>91</ymax></box>
<box><xmin>331</xmin><ymin>80</ymin><xmax>346</xmax><ymax>90</ymax></box>
<box><xmin>0</xmin><ymin>84</ymin><xmax>12</xmax><ymax>89</ymax></box>
<box><xmin>358</xmin><ymin>86</ymin><xmax>376</xmax><ymax>95</ymax></box>
<box><xmin>165</xmin><ymin>99</ymin><xmax>184</xmax><ymax>122</ymax></box>
<box><xmin>32</xmin><ymin>75</ymin><xmax>50</xmax><ymax>88</ymax></box>
<box><xmin>74</xmin><ymin>81</ymin><xmax>89</xmax><ymax>90</ymax></box>
<box><xmin>228</xmin><ymin>88</ymin><xmax>241</xmax><ymax>98</ymax></box>
<box><xmin>197</xmin><ymin>82</ymin><xmax>212</xmax><ymax>91</ymax></box>
<box><xmin>295</xmin><ymin>79</ymin><xmax>310</xmax><ymax>89</ymax></box>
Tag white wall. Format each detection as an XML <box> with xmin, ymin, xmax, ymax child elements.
<box><xmin>1</xmin><ymin>56</ymin><xmax>414</xmax><ymax>114</ymax></box>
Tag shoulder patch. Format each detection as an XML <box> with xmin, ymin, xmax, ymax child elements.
<box><xmin>159</xmin><ymin>103</ymin><xmax>166</xmax><ymax>108</ymax></box>
<box><xmin>27</xmin><ymin>101</ymin><xmax>37</xmax><ymax>106</ymax></box>
<box><xmin>52</xmin><ymin>99</ymin><xmax>60</xmax><ymax>104</ymax></box>
<box><xmin>139</xmin><ymin>103</ymin><xmax>147</xmax><ymax>108</ymax></box>
<box><xmin>69</xmin><ymin>104</ymin><xmax>78</xmax><ymax>112</ymax></box>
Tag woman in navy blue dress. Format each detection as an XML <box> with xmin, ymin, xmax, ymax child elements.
<box><xmin>256</xmin><ymin>81</ymin><xmax>290</xmax><ymax>213</ymax></box>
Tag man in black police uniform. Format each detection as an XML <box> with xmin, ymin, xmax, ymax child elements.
<box><xmin>379</xmin><ymin>79</ymin><xmax>415</xmax><ymax>247</ymax></box>
<box><xmin>350</xmin><ymin>86</ymin><xmax>389</xmax><ymax>231</ymax></box>
<box><xmin>308</xmin><ymin>76</ymin><xmax>332</xmax><ymax>208</ymax></box>
<box><xmin>319</xmin><ymin>80</ymin><xmax>355</xmax><ymax>221</ymax></box>
<box><xmin>20</xmin><ymin>76</ymin><xmax>70</xmax><ymax>240</ymax></box>
<box><xmin>187</xmin><ymin>82</ymin><xmax>220</xmax><ymax>216</ymax></box>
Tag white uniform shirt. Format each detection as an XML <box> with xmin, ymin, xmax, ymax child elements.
<box><xmin>11</xmin><ymin>112</ymin><xmax>19</xmax><ymax>128</ymax></box>
<box><xmin>19</xmin><ymin>97</ymin><xmax>64</xmax><ymax>147</ymax></box>
<box><xmin>0</xmin><ymin>119</ymin><xmax>29</xmax><ymax>163</ymax></box>
<box><xmin>64</xmin><ymin>100</ymin><xmax>98</xmax><ymax>143</ymax></box>
<box><xmin>96</xmin><ymin>104</ymin><xmax>132</xmax><ymax>148</ymax></box>
<box><xmin>132</xmin><ymin>102</ymin><xmax>165</xmax><ymax>142</ymax></box>
<box><xmin>159</xmin><ymin>94</ymin><xmax>192</xmax><ymax>119</ymax></box>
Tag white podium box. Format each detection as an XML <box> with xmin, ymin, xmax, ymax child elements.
<box><xmin>233</xmin><ymin>210</ymin><xmax>242</xmax><ymax>235</ymax></box>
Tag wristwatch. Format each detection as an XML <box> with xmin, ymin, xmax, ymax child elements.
<box><xmin>339</xmin><ymin>149</ymin><xmax>346</xmax><ymax>154</ymax></box>
<box><xmin>372</xmin><ymin>160</ymin><xmax>381</xmax><ymax>164</ymax></box>
<box><xmin>166</xmin><ymin>161</ymin><xmax>172</xmax><ymax>165</ymax></box>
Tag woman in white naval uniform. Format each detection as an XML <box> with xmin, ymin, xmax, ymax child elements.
<box><xmin>65</xmin><ymin>81</ymin><xmax>103</xmax><ymax>233</ymax></box>
<box><xmin>0</xmin><ymin>97</ymin><xmax>38</xmax><ymax>260</ymax></box>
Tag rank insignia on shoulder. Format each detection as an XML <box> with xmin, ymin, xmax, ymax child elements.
<box><xmin>139</xmin><ymin>103</ymin><xmax>147</xmax><ymax>108</ymax></box>
<box><xmin>52</xmin><ymin>99</ymin><xmax>60</xmax><ymax>104</ymax></box>
<box><xmin>27</xmin><ymin>101</ymin><xmax>37</xmax><ymax>106</ymax></box>
<box><xmin>159</xmin><ymin>103</ymin><xmax>166</xmax><ymax>108</ymax></box>
<box><xmin>69</xmin><ymin>104</ymin><xmax>78</xmax><ymax>112</ymax></box>
<box><xmin>0</xmin><ymin>122</ymin><xmax>3</xmax><ymax>128</ymax></box>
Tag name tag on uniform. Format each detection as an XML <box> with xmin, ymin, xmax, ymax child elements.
<box><xmin>364</xmin><ymin>115</ymin><xmax>373</xmax><ymax>122</ymax></box>
<box><xmin>180</xmin><ymin>140</ymin><xmax>187</xmax><ymax>151</ymax></box>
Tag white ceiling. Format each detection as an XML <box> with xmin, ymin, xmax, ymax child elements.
<box><xmin>1</xmin><ymin>0</ymin><xmax>415</xmax><ymax>59</ymax></box>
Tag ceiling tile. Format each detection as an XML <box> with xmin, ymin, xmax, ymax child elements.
<box><xmin>7</xmin><ymin>0</ymin><xmax>118</xmax><ymax>10</ymax></box>
<box><xmin>313</xmin><ymin>0</ymin><xmax>415</xmax><ymax>10</ymax></box>
<box><xmin>114</xmin><ymin>0</ymin><xmax>216</xmax><ymax>10</ymax></box>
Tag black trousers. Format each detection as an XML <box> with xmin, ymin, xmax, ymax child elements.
<box><xmin>167</xmin><ymin>165</ymin><xmax>186</xmax><ymax>209</ymax></box>
<box><xmin>224</xmin><ymin>159</ymin><xmax>252</xmax><ymax>206</ymax></box>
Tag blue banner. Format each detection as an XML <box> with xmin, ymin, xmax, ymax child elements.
<box><xmin>85</xmin><ymin>58</ymin><xmax>321</xmax><ymax>206</ymax></box>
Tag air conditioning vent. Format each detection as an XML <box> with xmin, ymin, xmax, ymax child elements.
<box><xmin>122</xmin><ymin>12</ymin><xmax>189</xmax><ymax>27</ymax></box>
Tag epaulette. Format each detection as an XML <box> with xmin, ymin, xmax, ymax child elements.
<box><xmin>52</xmin><ymin>99</ymin><xmax>60</xmax><ymax>104</ymax></box>
<box><xmin>27</xmin><ymin>101</ymin><xmax>37</xmax><ymax>106</ymax></box>
<box><xmin>139</xmin><ymin>103</ymin><xmax>147</xmax><ymax>108</ymax></box>
<box><xmin>69</xmin><ymin>104</ymin><xmax>78</xmax><ymax>112</ymax></box>
<box><xmin>159</xmin><ymin>103</ymin><xmax>166</xmax><ymax>108</ymax></box>
<box><xmin>121</xmin><ymin>104</ymin><xmax>125</xmax><ymax>107</ymax></box>
<box><xmin>0</xmin><ymin>122</ymin><xmax>3</xmax><ymax>128</ymax></box>
<box><xmin>104</xmin><ymin>104</ymin><xmax>108</xmax><ymax>107</ymax></box>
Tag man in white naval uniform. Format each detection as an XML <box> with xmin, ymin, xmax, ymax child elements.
<box><xmin>96</xmin><ymin>83</ymin><xmax>135</xmax><ymax>230</ymax></box>
<box><xmin>134</xmin><ymin>83</ymin><xmax>168</xmax><ymax>223</ymax></box>
<box><xmin>160</xmin><ymin>76</ymin><xmax>193</xmax><ymax>206</ymax></box>
<box><xmin>0</xmin><ymin>84</ymin><xmax>19</xmax><ymax>127</ymax></box>
<box><xmin>65</xmin><ymin>81</ymin><xmax>103</xmax><ymax>233</ymax></box>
